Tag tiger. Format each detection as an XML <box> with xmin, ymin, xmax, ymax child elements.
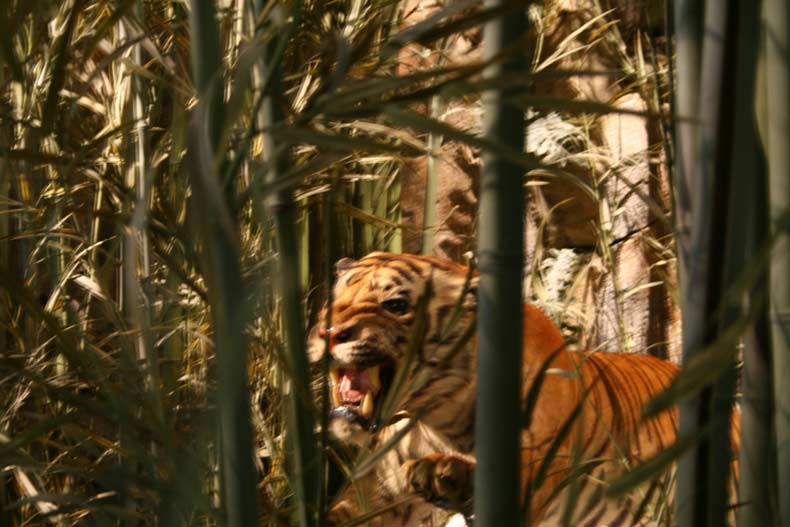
<box><xmin>307</xmin><ymin>251</ymin><xmax>739</xmax><ymax>526</ymax></box>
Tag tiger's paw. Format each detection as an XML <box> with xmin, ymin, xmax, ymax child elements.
<box><xmin>403</xmin><ymin>454</ymin><xmax>474</xmax><ymax>513</ymax></box>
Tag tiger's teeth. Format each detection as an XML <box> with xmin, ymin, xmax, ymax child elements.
<box><xmin>361</xmin><ymin>391</ymin><xmax>374</xmax><ymax>419</ymax></box>
<box><xmin>368</xmin><ymin>365</ymin><xmax>381</xmax><ymax>391</ymax></box>
<box><xmin>330</xmin><ymin>386</ymin><xmax>342</xmax><ymax>408</ymax></box>
<box><xmin>329</xmin><ymin>366</ymin><xmax>340</xmax><ymax>387</ymax></box>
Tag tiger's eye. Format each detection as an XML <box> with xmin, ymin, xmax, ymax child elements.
<box><xmin>381</xmin><ymin>298</ymin><xmax>410</xmax><ymax>315</ymax></box>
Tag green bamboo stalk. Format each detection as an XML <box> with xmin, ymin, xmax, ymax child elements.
<box><xmin>421</xmin><ymin>95</ymin><xmax>442</xmax><ymax>255</ymax></box>
<box><xmin>0</xmin><ymin>97</ymin><xmax>9</xmax><ymax>365</ymax></box>
<box><xmin>188</xmin><ymin>2</ymin><xmax>257</xmax><ymax>526</ymax></box>
<box><xmin>352</xmin><ymin>180</ymin><xmax>373</xmax><ymax>256</ymax></box>
<box><xmin>671</xmin><ymin>0</ymin><xmax>703</xmax><ymax>255</ymax></box>
<box><xmin>738</xmin><ymin>259</ymin><xmax>776</xmax><ymax>527</ymax></box>
<box><xmin>0</xmin><ymin>101</ymin><xmax>12</xmax><ymax>527</ymax></box>
<box><xmin>386</xmin><ymin>172</ymin><xmax>403</xmax><ymax>253</ymax></box>
<box><xmin>474</xmin><ymin>2</ymin><xmax>526</xmax><ymax>525</ymax></box>
<box><xmin>121</xmin><ymin>13</ymin><xmax>160</xmax><ymax>417</ymax></box>
<box><xmin>673</xmin><ymin>2</ymin><xmax>740</xmax><ymax>526</ymax></box>
<box><xmin>705</xmin><ymin>6</ymin><xmax>765</xmax><ymax>525</ymax></box>
<box><xmin>360</xmin><ymin>179</ymin><xmax>374</xmax><ymax>253</ymax></box>
<box><xmin>372</xmin><ymin>166</ymin><xmax>397</xmax><ymax>250</ymax></box>
<box><xmin>190</xmin><ymin>2</ymin><xmax>224</xmax><ymax>154</ymax></box>
<box><xmin>762</xmin><ymin>0</ymin><xmax>790</xmax><ymax>524</ymax></box>
<box><xmin>725</xmin><ymin>2</ymin><xmax>780</xmax><ymax>524</ymax></box>
<box><xmin>160</xmin><ymin>7</ymin><xmax>187</xmax><ymax>410</ymax></box>
<box><xmin>119</xmin><ymin>14</ymin><xmax>160</xmax><ymax>525</ymax></box>
<box><xmin>318</xmin><ymin>178</ymin><xmax>338</xmax><ymax>527</ymax></box>
<box><xmin>253</xmin><ymin>4</ymin><xmax>320</xmax><ymax>526</ymax></box>
<box><xmin>298</xmin><ymin>205</ymin><xmax>310</xmax><ymax>294</ymax></box>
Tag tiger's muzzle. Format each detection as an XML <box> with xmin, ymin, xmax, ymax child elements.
<box><xmin>317</xmin><ymin>327</ymin><xmax>398</xmax><ymax>442</ymax></box>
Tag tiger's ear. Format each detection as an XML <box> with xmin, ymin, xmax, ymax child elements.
<box><xmin>335</xmin><ymin>257</ymin><xmax>356</xmax><ymax>277</ymax></box>
<box><xmin>307</xmin><ymin>324</ymin><xmax>325</xmax><ymax>363</ymax></box>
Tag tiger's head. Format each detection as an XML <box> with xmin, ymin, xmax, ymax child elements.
<box><xmin>308</xmin><ymin>252</ymin><xmax>478</xmax><ymax>446</ymax></box>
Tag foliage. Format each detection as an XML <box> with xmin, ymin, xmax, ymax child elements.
<box><xmin>3</xmin><ymin>0</ymin><xmax>783</xmax><ymax>526</ymax></box>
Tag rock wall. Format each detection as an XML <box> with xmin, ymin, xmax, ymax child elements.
<box><xmin>398</xmin><ymin>0</ymin><xmax>482</xmax><ymax>260</ymax></box>
<box><xmin>396</xmin><ymin>0</ymin><xmax>681</xmax><ymax>362</ymax></box>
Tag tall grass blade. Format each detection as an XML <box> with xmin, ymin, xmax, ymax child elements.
<box><xmin>607</xmin><ymin>426</ymin><xmax>709</xmax><ymax>498</ymax></box>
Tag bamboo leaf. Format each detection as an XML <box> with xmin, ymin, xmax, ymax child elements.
<box><xmin>0</xmin><ymin>416</ymin><xmax>75</xmax><ymax>459</ymax></box>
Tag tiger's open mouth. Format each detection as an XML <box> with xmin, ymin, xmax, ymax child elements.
<box><xmin>328</xmin><ymin>363</ymin><xmax>394</xmax><ymax>430</ymax></box>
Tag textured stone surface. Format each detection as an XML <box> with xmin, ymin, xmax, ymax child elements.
<box><xmin>396</xmin><ymin>0</ymin><xmax>681</xmax><ymax>363</ymax></box>
<box><xmin>397</xmin><ymin>0</ymin><xmax>481</xmax><ymax>260</ymax></box>
<box><xmin>597</xmin><ymin>94</ymin><xmax>651</xmax><ymax>241</ymax></box>
<box><xmin>592</xmin><ymin>233</ymin><xmax>654</xmax><ymax>354</ymax></box>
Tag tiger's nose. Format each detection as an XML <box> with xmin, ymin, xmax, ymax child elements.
<box><xmin>318</xmin><ymin>327</ymin><xmax>352</xmax><ymax>348</ymax></box>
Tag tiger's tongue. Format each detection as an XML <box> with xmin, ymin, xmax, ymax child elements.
<box><xmin>339</xmin><ymin>368</ymin><xmax>379</xmax><ymax>403</ymax></box>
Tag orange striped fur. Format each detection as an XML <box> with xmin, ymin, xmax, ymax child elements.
<box><xmin>308</xmin><ymin>252</ymin><xmax>739</xmax><ymax>526</ymax></box>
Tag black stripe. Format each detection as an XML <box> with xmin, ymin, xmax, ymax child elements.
<box><xmin>391</xmin><ymin>257</ymin><xmax>424</xmax><ymax>275</ymax></box>
<box><xmin>608</xmin><ymin>504</ymin><xmax>632</xmax><ymax>527</ymax></box>
<box><xmin>601</xmin><ymin>356</ymin><xmax>633</xmax><ymax>434</ymax></box>
<box><xmin>582</xmin><ymin>502</ymin><xmax>608</xmax><ymax>527</ymax></box>
<box><xmin>347</xmin><ymin>262</ymin><xmax>377</xmax><ymax>272</ymax></box>
<box><xmin>435</xmin><ymin>303</ymin><xmax>452</xmax><ymax>336</ymax></box>
<box><xmin>345</xmin><ymin>271</ymin><xmax>362</xmax><ymax>286</ymax></box>
<box><xmin>388</xmin><ymin>264</ymin><xmax>416</xmax><ymax>282</ymax></box>
<box><xmin>581</xmin><ymin>483</ymin><xmax>606</xmax><ymax>517</ymax></box>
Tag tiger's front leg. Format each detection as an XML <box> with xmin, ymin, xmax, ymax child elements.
<box><xmin>327</xmin><ymin>471</ymin><xmax>433</xmax><ymax>527</ymax></box>
<box><xmin>403</xmin><ymin>454</ymin><xmax>475</xmax><ymax>515</ymax></box>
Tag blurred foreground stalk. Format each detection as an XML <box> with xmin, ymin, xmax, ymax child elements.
<box><xmin>255</xmin><ymin>3</ymin><xmax>321</xmax><ymax>526</ymax></box>
<box><xmin>188</xmin><ymin>2</ymin><xmax>258</xmax><ymax>526</ymax></box>
<box><xmin>732</xmin><ymin>1</ymin><xmax>779</xmax><ymax>525</ymax></box>
<box><xmin>761</xmin><ymin>0</ymin><xmax>790</xmax><ymax>524</ymax></box>
<box><xmin>672</xmin><ymin>1</ymin><xmax>783</xmax><ymax>526</ymax></box>
<box><xmin>474</xmin><ymin>1</ymin><xmax>527</xmax><ymax>525</ymax></box>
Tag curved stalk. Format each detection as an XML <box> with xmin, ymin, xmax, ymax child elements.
<box><xmin>188</xmin><ymin>2</ymin><xmax>258</xmax><ymax>526</ymax></box>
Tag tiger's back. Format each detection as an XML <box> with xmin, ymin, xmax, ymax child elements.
<box><xmin>513</xmin><ymin>303</ymin><xmax>679</xmax><ymax>525</ymax></box>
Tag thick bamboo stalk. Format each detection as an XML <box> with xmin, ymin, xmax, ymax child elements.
<box><xmin>705</xmin><ymin>7</ymin><xmax>767</xmax><ymax>527</ymax></box>
<box><xmin>474</xmin><ymin>1</ymin><xmax>526</xmax><ymax>525</ymax></box>
<box><xmin>762</xmin><ymin>0</ymin><xmax>790</xmax><ymax>524</ymax></box>
<box><xmin>671</xmin><ymin>0</ymin><xmax>716</xmax><ymax>518</ymax></box>
<box><xmin>253</xmin><ymin>4</ymin><xmax>320</xmax><ymax>526</ymax></box>
<box><xmin>188</xmin><ymin>2</ymin><xmax>258</xmax><ymax>526</ymax></box>
<box><xmin>728</xmin><ymin>3</ymin><xmax>779</xmax><ymax>525</ymax></box>
<box><xmin>738</xmin><ymin>281</ymin><xmax>776</xmax><ymax>527</ymax></box>
<box><xmin>674</xmin><ymin>2</ymin><xmax>741</xmax><ymax>526</ymax></box>
<box><xmin>671</xmin><ymin>0</ymin><xmax>703</xmax><ymax>260</ymax></box>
